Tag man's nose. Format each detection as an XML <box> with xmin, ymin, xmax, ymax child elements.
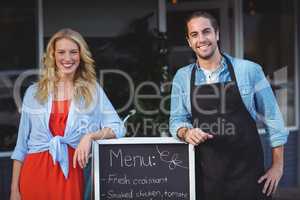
<box><xmin>197</xmin><ymin>33</ymin><xmax>206</xmax><ymax>42</ymax></box>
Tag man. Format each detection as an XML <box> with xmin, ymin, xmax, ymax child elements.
<box><xmin>169</xmin><ymin>11</ymin><xmax>289</xmax><ymax>200</ymax></box>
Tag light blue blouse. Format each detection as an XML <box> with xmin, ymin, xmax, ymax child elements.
<box><xmin>11</xmin><ymin>83</ymin><xmax>126</xmax><ymax>178</ymax></box>
<box><xmin>169</xmin><ymin>54</ymin><xmax>289</xmax><ymax>147</ymax></box>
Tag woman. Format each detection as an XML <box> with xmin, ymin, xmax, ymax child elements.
<box><xmin>10</xmin><ymin>28</ymin><xmax>125</xmax><ymax>200</ymax></box>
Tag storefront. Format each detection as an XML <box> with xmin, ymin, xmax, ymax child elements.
<box><xmin>0</xmin><ymin>0</ymin><xmax>299</xmax><ymax>199</ymax></box>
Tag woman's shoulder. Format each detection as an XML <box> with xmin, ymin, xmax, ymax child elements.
<box><xmin>23</xmin><ymin>83</ymin><xmax>42</xmax><ymax>105</ymax></box>
<box><xmin>26</xmin><ymin>82</ymin><xmax>38</xmax><ymax>93</ymax></box>
<box><xmin>20</xmin><ymin>83</ymin><xmax>48</xmax><ymax>114</ymax></box>
<box><xmin>94</xmin><ymin>81</ymin><xmax>107</xmax><ymax>96</ymax></box>
<box><xmin>22</xmin><ymin>83</ymin><xmax>38</xmax><ymax>101</ymax></box>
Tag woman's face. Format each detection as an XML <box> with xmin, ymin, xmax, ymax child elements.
<box><xmin>54</xmin><ymin>38</ymin><xmax>80</xmax><ymax>79</ymax></box>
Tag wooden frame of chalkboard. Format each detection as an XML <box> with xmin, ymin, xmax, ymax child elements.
<box><xmin>92</xmin><ymin>137</ymin><xmax>195</xmax><ymax>200</ymax></box>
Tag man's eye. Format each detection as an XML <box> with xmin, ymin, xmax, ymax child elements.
<box><xmin>203</xmin><ymin>30</ymin><xmax>211</xmax><ymax>34</ymax></box>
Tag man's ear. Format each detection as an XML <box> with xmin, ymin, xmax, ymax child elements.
<box><xmin>216</xmin><ymin>30</ymin><xmax>220</xmax><ymax>41</ymax></box>
<box><xmin>186</xmin><ymin>37</ymin><xmax>192</xmax><ymax>47</ymax></box>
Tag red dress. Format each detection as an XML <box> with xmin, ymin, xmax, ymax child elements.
<box><xmin>19</xmin><ymin>100</ymin><xmax>84</xmax><ymax>200</ymax></box>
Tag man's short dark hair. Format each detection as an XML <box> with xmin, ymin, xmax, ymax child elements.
<box><xmin>185</xmin><ymin>11</ymin><xmax>219</xmax><ymax>37</ymax></box>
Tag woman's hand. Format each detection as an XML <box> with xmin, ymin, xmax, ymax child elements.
<box><xmin>73</xmin><ymin>134</ymin><xmax>92</xmax><ymax>168</ymax></box>
<box><xmin>10</xmin><ymin>187</ymin><xmax>21</xmax><ymax>200</ymax></box>
<box><xmin>10</xmin><ymin>160</ymin><xmax>22</xmax><ymax>200</ymax></box>
<box><xmin>73</xmin><ymin>128</ymin><xmax>116</xmax><ymax>168</ymax></box>
<box><xmin>258</xmin><ymin>163</ymin><xmax>283</xmax><ymax>196</ymax></box>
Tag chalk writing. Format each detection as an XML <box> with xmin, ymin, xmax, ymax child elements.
<box><xmin>156</xmin><ymin>145</ymin><xmax>188</xmax><ymax>170</ymax></box>
<box><xmin>109</xmin><ymin>149</ymin><xmax>156</xmax><ymax>168</ymax></box>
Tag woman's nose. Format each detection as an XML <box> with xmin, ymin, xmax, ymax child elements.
<box><xmin>63</xmin><ymin>52</ymin><xmax>72</xmax><ymax>61</ymax></box>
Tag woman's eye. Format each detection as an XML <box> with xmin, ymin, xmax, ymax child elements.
<box><xmin>71</xmin><ymin>50</ymin><xmax>79</xmax><ymax>54</ymax></box>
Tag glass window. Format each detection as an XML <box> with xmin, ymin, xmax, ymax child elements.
<box><xmin>44</xmin><ymin>0</ymin><xmax>161</xmax><ymax>137</ymax></box>
<box><xmin>243</xmin><ymin>0</ymin><xmax>296</xmax><ymax>127</ymax></box>
<box><xmin>166</xmin><ymin>1</ymin><xmax>234</xmax><ymax>75</ymax></box>
<box><xmin>0</xmin><ymin>0</ymin><xmax>37</xmax><ymax>151</ymax></box>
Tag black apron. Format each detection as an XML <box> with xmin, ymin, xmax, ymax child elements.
<box><xmin>192</xmin><ymin>55</ymin><xmax>271</xmax><ymax>200</ymax></box>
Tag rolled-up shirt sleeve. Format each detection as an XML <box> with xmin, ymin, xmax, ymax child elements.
<box><xmin>98</xmin><ymin>85</ymin><xmax>126</xmax><ymax>138</ymax></box>
<box><xmin>169</xmin><ymin>70</ymin><xmax>193</xmax><ymax>137</ymax></box>
<box><xmin>11</xmin><ymin>94</ymin><xmax>32</xmax><ymax>161</ymax></box>
<box><xmin>253</xmin><ymin>64</ymin><xmax>289</xmax><ymax>147</ymax></box>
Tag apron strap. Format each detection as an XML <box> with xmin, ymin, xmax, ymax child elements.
<box><xmin>190</xmin><ymin>64</ymin><xmax>197</xmax><ymax>117</ymax></box>
<box><xmin>221</xmin><ymin>53</ymin><xmax>237</xmax><ymax>83</ymax></box>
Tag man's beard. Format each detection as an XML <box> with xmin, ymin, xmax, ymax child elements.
<box><xmin>197</xmin><ymin>45</ymin><xmax>217</xmax><ymax>60</ymax></box>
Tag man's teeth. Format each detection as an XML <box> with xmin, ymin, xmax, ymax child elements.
<box><xmin>199</xmin><ymin>44</ymin><xmax>209</xmax><ymax>48</ymax></box>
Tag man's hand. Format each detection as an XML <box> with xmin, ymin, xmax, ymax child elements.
<box><xmin>258</xmin><ymin>163</ymin><xmax>283</xmax><ymax>196</ymax></box>
<box><xmin>178</xmin><ymin>128</ymin><xmax>213</xmax><ymax>145</ymax></box>
<box><xmin>258</xmin><ymin>145</ymin><xmax>284</xmax><ymax>196</ymax></box>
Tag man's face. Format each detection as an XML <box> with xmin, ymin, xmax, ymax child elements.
<box><xmin>186</xmin><ymin>17</ymin><xmax>219</xmax><ymax>60</ymax></box>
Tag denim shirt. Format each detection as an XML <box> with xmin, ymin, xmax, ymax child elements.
<box><xmin>169</xmin><ymin>54</ymin><xmax>289</xmax><ymax>147</ymax></box>
<box><xmin>11</xmin><ymin>83</ymin><xmax>126</xmax><ymax>178</ymax></box>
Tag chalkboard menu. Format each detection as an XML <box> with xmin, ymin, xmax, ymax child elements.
<box><xmin>93</xmin><ymin>137</ymin><xmax>195</xmax><ymax>200</ymax></box>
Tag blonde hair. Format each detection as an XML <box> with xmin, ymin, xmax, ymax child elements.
<box><xmin>36</xmin><ymin>28</ymin><xmax>96</xmax><ymax>107</ymax></box>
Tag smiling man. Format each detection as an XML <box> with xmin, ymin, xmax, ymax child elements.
<box><xmin>169</xmin><ymin>11</ymin><xmax>289</xmax><ymax>200</ymax></box>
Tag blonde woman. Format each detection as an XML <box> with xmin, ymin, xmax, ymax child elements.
<box><xmin>10</xmin><ymin>28</ymin><xmax>125</xmax><ymax>200</ymax></box>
